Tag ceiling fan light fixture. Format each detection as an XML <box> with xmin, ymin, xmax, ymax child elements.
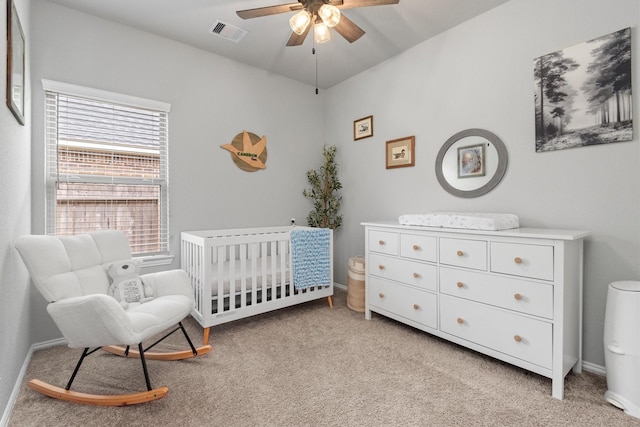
<box><xmin>314</xmin><ymin>22</ymin><xmax>331</xmax><ymax>44</ymax></box>
<box><xmin>289</xmin><ymin>10</ymin><xmax>311</xmax><ymax>35</ymax></box>
<box><xmin>318</xmin><ymin>4</ymin><xmax>341</xmax><ymax>27</ymax></box>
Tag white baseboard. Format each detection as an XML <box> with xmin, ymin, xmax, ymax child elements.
<box><xmin>582</xmin><ymin>360</ymin><xmax>606</xmax><ymax>376</ymax></box>
<box><xmin>334</xmin><ymin>281</ymin><xmax>346</xmax><ymax>291</ymax></box>
<box><xmin>32</xmin><ymin>337</ymin><xmax>67</xmax><ymax>352</ymax></box>
<box><xmin>1</xmin><ymin>338</ymin><xmax>66</xmax><ymax>427</ymax></box>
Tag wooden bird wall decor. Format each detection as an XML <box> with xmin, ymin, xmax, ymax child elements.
<box><xmin>221</xmin><ymin>130</ymin><xmax>268</xmax><ymax>172</ymax></box>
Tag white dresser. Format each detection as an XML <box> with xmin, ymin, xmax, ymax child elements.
<box><xmin>362</xmin><ymin>221</ymin><xmax>589</xmax><ymax>400</ymax></box>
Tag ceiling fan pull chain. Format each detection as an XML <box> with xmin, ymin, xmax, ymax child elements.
<box><xmin>313</xmin><ymin>43</ymin><xmax>319</xmax><ymax>95</ymax></box>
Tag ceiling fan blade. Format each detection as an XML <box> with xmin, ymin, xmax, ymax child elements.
<box><xmin>237</xmin><ymin>2</ymin><xmax>303</xmax><ymax>19</ymax></box>
<box><xmin>337</xmin><ymin>0</ymin><xmax>399</xmax><ymax>10</ymax></box>
<box><xmin>286</xmin><ymin>24</ymin><xmax>311</xmax><ymax>46</ymax></box>
<box><xmin>333</xmin><ymin>14</ymin><xmax>365</xmax><ymax>43</ymax></box>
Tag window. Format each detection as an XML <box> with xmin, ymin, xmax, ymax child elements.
<box><xmin>44</xmin><ymin>80</ymin><xmax>170</xmax><ymax>256</ymax></box>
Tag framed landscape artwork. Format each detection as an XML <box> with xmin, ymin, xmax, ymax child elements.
<box><xmin>534</xmin><ymin>27</ymin><xmax>632</xmax><ymax>152</ymax></box>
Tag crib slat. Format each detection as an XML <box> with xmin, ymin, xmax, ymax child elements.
<box><xmin>191</xmin><ymin>242</ymin><xmax>199</xmax><ymax>311</ymax></box>
<box><xmin>216</xmin><ymin>245</ymin><xmax>226</xmax><ymax>315</ymax></box>
<box><xmin>250</xmin><ymin>243</ymin><xmax>258</xmax><ymax>307</ymax></box>
<box><xmin>201</xmin><ymin>240</ymin><xmax>212</xmax><ymax>317</ymax></box>
<box><xmin>181</xmin><ymin>240</ymin><xmax>194</xmax><ymax>310</ymax></box>
<box><xmin>270</xmin><ymin>240</ymin><xmax>277</xmax><ymax>302</ymax></box>
<box><xmin>261</xmin><ymin>241</ymin><xmax>268</xmax><ymax>302</ymax></box>
<box><xmin>279</xmin><ymin>239</ymin><xmax>287</xmax><ymax>300</ymax></box>
<box><xmin>240</xmin><ymin>244</ymin><xmax>247</xmax><ymax>308</ymax></box>
<box><xmin>229</xmin><ymin>245</ymin><xmax>237</xmax><ymax>310</ymax></box>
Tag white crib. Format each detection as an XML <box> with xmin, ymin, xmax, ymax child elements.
<box><xmin>181</xmin><ymin>226</ymin><xmax>334</xmax><ymax>344</ymax></box>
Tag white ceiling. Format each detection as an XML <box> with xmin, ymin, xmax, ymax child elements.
<box><xmin>45</xmin><ymin>0</ymin><xmax>510</xmax><ymax>89</ymax></box>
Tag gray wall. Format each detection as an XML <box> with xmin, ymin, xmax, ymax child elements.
<box><xmin>0</xmin><ymin>0</ymin><xmax>31</xmax><ymax>421</ymax></box>
<box><xmin>325</xmin><ymin>0</ymin><xmax>640</xmax><ymax>368</ymax></box>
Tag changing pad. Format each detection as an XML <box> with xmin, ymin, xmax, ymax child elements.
<box><xmin>398</xmin><ymin>212</ymin><xmax>519</xmax><ymax>231</ymax></box>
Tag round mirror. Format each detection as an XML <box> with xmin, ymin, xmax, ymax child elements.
<box><xmin>435</xmin><ymin>129</ymin><xmax>508</xmax><ymax>198</ymax></box>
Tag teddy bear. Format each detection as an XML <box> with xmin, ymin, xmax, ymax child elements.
<box><xmin>107</xmin><ymin>260</ymin><xmax>154</xmax><ymax>310</ymax></box>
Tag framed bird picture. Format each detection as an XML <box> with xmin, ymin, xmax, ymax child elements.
<box><xmin>386</xmin><ymin>136</ymin><xmax>415</xmax><ymax>169</ymax></box>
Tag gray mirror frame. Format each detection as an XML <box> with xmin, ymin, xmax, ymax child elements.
<box><xmin>435</xmin><ymin>128</ymin><xmax>508</xmax><ymax>198</ymax></box>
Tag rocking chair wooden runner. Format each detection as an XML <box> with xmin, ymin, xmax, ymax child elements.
<box><xmin>15</xmin><ymin>230</ymin><xmax>212</xmax><ymax>406</ymax></box>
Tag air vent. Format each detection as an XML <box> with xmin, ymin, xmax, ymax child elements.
<box><xmin>210</xmin><ymin>20</ymin><xmax>248</xmax><ymax>43</ymax></box>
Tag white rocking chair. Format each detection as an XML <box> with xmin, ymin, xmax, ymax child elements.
<box><xmin>15</xmin><ymin>230</ymin><xmax>211</xmax><ymax>406</ymax></box>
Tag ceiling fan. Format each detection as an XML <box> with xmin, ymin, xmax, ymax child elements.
<box><xmin>237</xmin><ymin>0</ymin><xmax>400</xmax><ymax>46</ymax></box>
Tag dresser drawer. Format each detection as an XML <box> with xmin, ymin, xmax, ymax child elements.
<box><xmin>369</xmin><ymin>277</ymin><xmax>437</xmax><ymax>329</ymax></box>
<box><xmin>439</xmin><ymin>267</ymin><xmax>553</xmax><ymax>319</ymax></box>
<box><xmin>400</xmin><ymin>233</ymin><xmax>437</xmax><ymax>262</ymax></box>
<box><xmin>369</xmin><ymin>253</ymin><xmax>437</xmax><ymax>292</ymax></box>
<box><xmin>440</xmin><ymin>294</ymin><xmax>552</xmax><ymax>369</ymax></box>
<box><xmin>369</xmin><ymin>230</ymin><xmax>398</xmax><ymax>255</ymax></box>
<box><xmin>439</xmin><ymin>237</ymin><xmax>487</xmax><ymax>270</ymax></box>
<box><xmin>490</xmin><ymin>242</ymin><xmax>554</xmax><ymax>281</ymax></box>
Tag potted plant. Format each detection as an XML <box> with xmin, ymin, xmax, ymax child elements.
<box><xmin>303</xmin><ymin>145</ymin><xmax>342</xmax><ymax>229</ymax></box>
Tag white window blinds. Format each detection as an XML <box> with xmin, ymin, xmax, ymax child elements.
<box><xmin>44</xmin><ymin>81</ymin><xmax>170</xmax><ymax>256</ymax></box>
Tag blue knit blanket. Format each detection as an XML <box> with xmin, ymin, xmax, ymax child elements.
<box><xmin>290</xmin><ymin>228</ymin><xmax>331</xmax><ymax>289</ymax></box>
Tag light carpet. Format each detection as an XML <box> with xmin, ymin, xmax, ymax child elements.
<box><xmin>8</xmin><ymin>289</ymin><xmax>639</xmax><ymax>426</ymax></box>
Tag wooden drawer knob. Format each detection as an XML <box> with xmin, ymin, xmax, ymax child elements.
<box><xmin>457</xmin><ymin>317</ymin><xmax>464</xmax><ymax>324</ymax></box>
<box><xmin>514</xmin><ymin>335</ymin><xmax>522</xmax><ymax>342</ymax></box>
<box><xmin>378</xmin><ymin>264</ymin><xmax>385</xmax><ymax>270</ymax></box>
<box><xmin>457</xmin><ymin>250</ymin><xmax>464</xmax><ymax>257</ymax></box>
<box><xmin>514</xmin><ymin>257</ymin><xmax>522</xmax><ymax>264</ymax></box>
<box><xmin>379</xmin><ymin>293</ymin><xmax>385</xmax><ymax>298</ymax></box>
<box><xmin>379</xmin><ymin>240</ymin><xmax>385</xmax><ymax>246</ymax></box>
<box><xmin>413</xmin><ymin>244</ymin><xmax>420</xmax><ymax>251</ymax></box>
<box><xmin>413</xmin><ymin>304</ymin><xmax>420</xmax><ymax>310</ymax></box>
<box><xmin>514</xmin><ymin>293</ymin><xmax>522</xmax><ymax>301</ymax></box>
<box><xmin>413</xmin><ymin>272</ymin><xmax>420</xmax><ymax>279</ymax></box>
<box><xmin>456</xmin><ymin>282</ymin><xmax>464</xmax><ymax>288</ymax></box>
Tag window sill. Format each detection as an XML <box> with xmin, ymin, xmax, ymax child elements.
<box><xmin>135</xmin><ymin>254</ymin><xmax>175</xmax><ymax>268</ymax></box>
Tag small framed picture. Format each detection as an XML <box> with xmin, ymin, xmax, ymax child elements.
<box><xmin>354</xmin><ymin>115</ymin><xmax>373</xmax><ymax>140</ymax></box>
<box><xmin>6</xmin><ymin>0</ymin><xmax>25</xmax><ymax>125</ymax></box>
<box><xmin>457</xmin><ymin>143</ymin><xmax>485</xmax><ymax>178</ymax></box>
<box><xmin>386</xmin><ymin>136</ymin><xmax>415</xmax><ymax>169</ymax></box>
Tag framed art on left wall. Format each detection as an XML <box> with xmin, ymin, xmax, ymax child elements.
<box><xmin>6</xmin><ymin>0</ymin><xmax>25</xmax><ymax>125</ymax></box>
<box><xmin>354</xmin><ymin>115</ymin><xmax>373</xmax><ymax>140</ymax></box>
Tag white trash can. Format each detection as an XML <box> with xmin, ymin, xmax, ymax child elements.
<box><xmin>604</xmin><ymin>280</ymin><xmax>640</xmax><ymax>419</ymax></box>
